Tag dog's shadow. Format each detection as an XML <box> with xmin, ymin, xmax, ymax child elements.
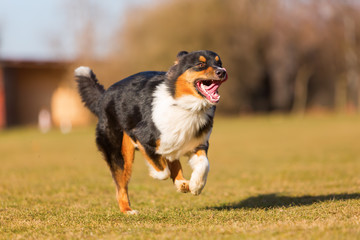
<box><xmin>206</xmin><ymin>193</ymin><xmax>360</xmax><ymax>210</ymax></box>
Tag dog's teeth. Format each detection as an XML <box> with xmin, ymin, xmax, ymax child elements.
<box><xmin>201</xmin><ymin>84</ymin><xmax>206</xmax><ymax>92</ymax></box>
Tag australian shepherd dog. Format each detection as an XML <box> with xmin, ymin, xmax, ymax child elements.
<box><xmin>75</xmin><ymin>50</ymin><xmax>227</xmax><ymax>214</ymax></box>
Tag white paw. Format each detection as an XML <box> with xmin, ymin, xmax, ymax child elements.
<box><xmin>189</xmin><ymin>177</ymin><xmax>206</xmax><ymax>195</ymax></box>
<box><xmin>174</xmin><ymin>179</ymin><xmax>190</xmax><ymax>193</ymax></box>
<box><xmin>125</xmin><ymin>209</ymin><xmax>139</xmax><ymax>215</ymax></box>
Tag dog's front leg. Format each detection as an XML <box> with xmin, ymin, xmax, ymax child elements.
<box><xmin>188</xmin><ymin>149</ymin><xmax>210</xmax><ymax>195</ymax></box>
<box><xmin>167</xmin><ymin>159</ymin><xmax>190</xmax><ymax>193</ymax></box>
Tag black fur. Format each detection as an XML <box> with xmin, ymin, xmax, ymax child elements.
<box><xmin>95</xmin><ymin>71</ymin><xmax>165</xmax><ymax>165</ymax></box>
<box><xmin>75</xmin><ymin>69</ymin><xmax>105</xmax><ymax>116</ymax></box>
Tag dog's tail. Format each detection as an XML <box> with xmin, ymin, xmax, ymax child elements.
<box><xmin>74</xmin><ymin>66</ymin><xmax>105</xmax><ymax>116</ymax></box>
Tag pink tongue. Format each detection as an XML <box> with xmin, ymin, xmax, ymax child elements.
<box><xmin>206</xmin><ymin>83</ymin><xmax>219</xmax><ymax>94</ymax></box>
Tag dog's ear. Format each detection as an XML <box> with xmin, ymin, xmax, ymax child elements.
<box><xmin>177</xmin><ymin>51</ymin><xmax>188</xmax><ymax>58</ymax></box>
<box><xmin>174</xmin><ymin>51</ymin><xmax>188</xmax><ymax>64</ymax></box>
<box><xmin>168</xmin><ymin>50</ymin><xmax>188</xmax><ymax>82</ymax></box>
<box><xmin>167</xmin><ymin>51</ymin><xmax>188</xmax><ymax>82</ymax></box>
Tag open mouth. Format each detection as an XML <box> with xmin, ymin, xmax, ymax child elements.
<box><xmin>195</xmin><ymin>79</ymin><xmax>226</xmax><ymax>104</ymax></box>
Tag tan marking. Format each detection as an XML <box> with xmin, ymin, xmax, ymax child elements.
<box><xmin>137</xmin><ymin>140</ymin><xmax>167</xmax><ymax>172</ymax></box>
<box><xmin>175</xmin><ymin>67</ymin><xmax>217</xmax><ymax>99</ymax></box>
<box><xmin>215</xmin><ymin>56</ymin><xmax>219</xmax><ymax>62</ymax></box>
<box><xmin>155</xmin><ymin>139</ymin><xmax>160</xmax><ymax>151</ymax></box>
<box><xmin>168</xmin><ymin>160</ymin><xmax>189</xmax><ymax>193</ymax></box>
<box><xmin>114</xmin><ymin>132</ymin><xmax>135</xmax><ymax>213</ymax></box>
<box><xmin>117</xmin><ymin>184</ymin><xmax>132</xmax><ymax>213</ymax></box>
<box><xmin>175</xmin><ymin>71</ymin><xmax>200</xmax><ymax>99</ymax></box>
<box><xmin>196</xmin><ymin>149</ymin><xmax>207</xmax><ymax>157</ymax></box>
<box><xmin>199</xmin><ymin>56</ymin><xmax>206</xmax><ymax>62</ymax></box>
<box><xmin>168</xmin><ymin>160</ymin><xmax>186</xmax><ymax>182</ymax></box>
<box><xmin>122</xmin><ymin>133</ymin><xmax>135</xmax><ymax>164</ymax></box>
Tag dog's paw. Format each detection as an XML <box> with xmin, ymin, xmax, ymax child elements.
<box><xmin>175</xmin><ymin>179</ymin><xmax>190</xmax><ymax>193</ymax></box>
<box><xmin>189</xmin><ymin>178</ymin><xmax>206</xmax><ymax>196</ymax></box>
<box><xmin>125</xmin><ymin>209</ymin><xmax>139</xmax><ymax>215</ymax></box>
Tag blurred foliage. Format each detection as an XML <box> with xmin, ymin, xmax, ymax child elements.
<box><xmin>88</xmin><ymin>0</ymin><xmax>360</xmax><ymax>114</ymax></box>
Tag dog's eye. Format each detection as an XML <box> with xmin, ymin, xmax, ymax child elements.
<box><xmin>197</xmin><ymin>62</ymin><xmax>206</xmax><ymax>68</ymax></box>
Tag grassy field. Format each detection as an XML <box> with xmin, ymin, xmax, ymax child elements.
<box><xmin>1</xmin><ymin>115</ymin><xmax>360</xmax><ymax>239</ymax></box>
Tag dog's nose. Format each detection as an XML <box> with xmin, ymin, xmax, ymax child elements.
<box><xmin>215</xmin><ymin>68</ymin><xmax>227</xmax><ymax>79</ymax></box>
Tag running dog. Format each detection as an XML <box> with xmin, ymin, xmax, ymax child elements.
<box><xmin>75</xmin><ymin>50</ymin><xmax>227</xmax><ymax>214</ymax></box>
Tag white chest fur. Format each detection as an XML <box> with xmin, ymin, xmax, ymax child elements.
<box><xmin>152</xmin><ymin>83</ymin><xmax>214</xmax><ymax>161</ymax></box>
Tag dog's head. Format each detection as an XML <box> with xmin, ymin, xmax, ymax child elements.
<box><xmin>166</xmin><ymin>50</ymin><xmax>227</xmax><ymax>105</ymax></box>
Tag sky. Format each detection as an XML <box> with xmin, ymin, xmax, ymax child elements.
<box><xmin>0</xmin><ymin>0</ymin><xmax>152</xmax><ymax>60</ymax></box>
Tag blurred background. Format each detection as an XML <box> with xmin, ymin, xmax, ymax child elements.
<box><xmin>0</xmin><ymin>0</ymin><xmax>360</xmax><ymax>131</ymax></box>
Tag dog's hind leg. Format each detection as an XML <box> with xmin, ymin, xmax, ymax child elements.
<box><xmin>96</xmin><ymin>129</ymin><xmax>137</xmax><ymax>214</ymax></box>
<box><xmin>167</xmin><ymin>160</ymin><xmax>189</xmax><ymax>193</ymax></box>
<box><xmin>117</xmin><ymin>132</ymin><xmax>136</xmax><ymax>214</ymax></box>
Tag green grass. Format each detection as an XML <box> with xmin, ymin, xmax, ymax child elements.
<box><xmin>1</xmin><ymin>115</ymin><xmax>360</xmax><ymax>239</ymax></box>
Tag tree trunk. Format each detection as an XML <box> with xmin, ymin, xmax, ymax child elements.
<box><xmin>292</xmin><ymin>64</ymin><xmax>312</xmax><ymax>114</ymax></box>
